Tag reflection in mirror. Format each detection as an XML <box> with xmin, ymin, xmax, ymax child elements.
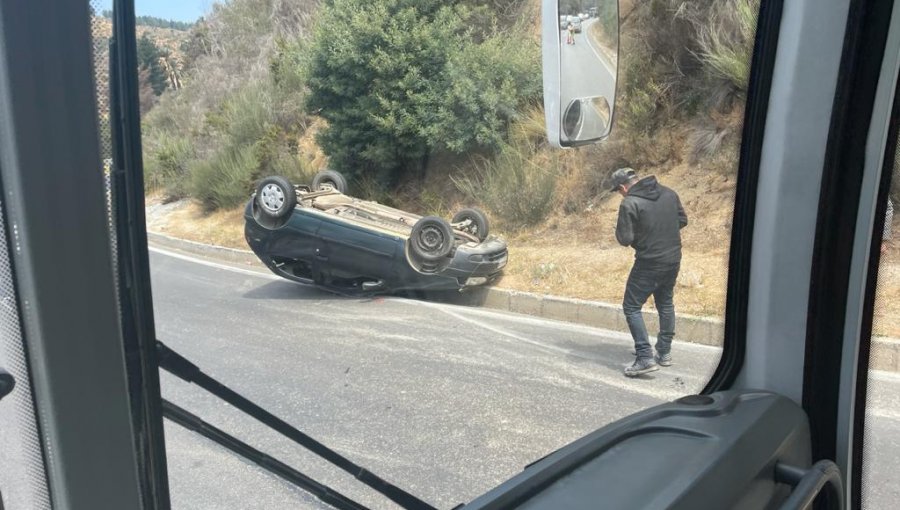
<box><xmin>558</xmin><ymin>0</ymin><xmax>618</xmax><ymax>146</ymax></box>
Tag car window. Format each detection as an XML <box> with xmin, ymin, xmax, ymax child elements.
<box><xmin>92</xmin><ymin>0</ymin><xmax>765</xmax><ymax>507</ymax></box>
<box><xmin>861</xmin><ymin>128</ymin><xmax>900</xmax><ymax>510</ymax></box>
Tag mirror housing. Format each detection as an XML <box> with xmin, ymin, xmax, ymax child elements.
<box><xmin>543</xmin><ymin>0</ymin><xmax>619</xmax><ymax>148</ymax></box>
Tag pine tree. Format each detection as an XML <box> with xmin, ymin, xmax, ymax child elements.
<box><xmin>136</xmin><ymin>34</ymin><xmax>169</xmax><ymax>96</ymax></box>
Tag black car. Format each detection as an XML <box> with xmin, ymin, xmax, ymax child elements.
<box><xmin>244</xmin><ymin>171</ymin><xmax>508</xmax><ymax>293</ymax></box>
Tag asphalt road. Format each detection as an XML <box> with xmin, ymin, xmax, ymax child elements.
<box><xmin>149</xmin><ymin>248</ymin><xmax>900</xmax><ymax>509</ymax></box>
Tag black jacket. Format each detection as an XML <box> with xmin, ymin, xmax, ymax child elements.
<box><xmin>615</xmin><ymin>176</ymin><xmax>688</xmax><ymax>265</ymax></box>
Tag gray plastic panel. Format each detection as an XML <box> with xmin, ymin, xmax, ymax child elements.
<box><xmin>0</xmin><ymin>0</ymin><xmax>145</xmax><ymax>508</ymax></box>
<box><xmin>463</xmin><ymin>391</ymin><xmax>810</xmax><ymax>510</ymax></box>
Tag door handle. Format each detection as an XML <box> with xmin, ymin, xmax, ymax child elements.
<box><xmin>775</xmin><ymin>460</ymin><xmax>844</xmax><ymax>510</ymax></box>
<box><xmin>315</xmin><ymin>248</ymin><xmax>328</xmax><ymax>260</ymax></box>
<box><xmin>0</xmin><ymin>367</ymin><xmax>14</xmax><ymax>402</ymax></box>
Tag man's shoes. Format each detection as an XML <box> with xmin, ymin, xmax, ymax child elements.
<box><xmin>624</xmin><ymin>358</ymin><xmax>659</xmax><ymax>377</ymax></box>
<box><xmin>656</xmin><ymin>352</ymin><xmax>672</xmax><ymax>367</ymax></box>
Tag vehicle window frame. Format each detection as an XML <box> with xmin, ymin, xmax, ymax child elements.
<box><xmin>850</xmin><ymin>12</ymin><xmax>900</xmax><ymax>507</ymax></box>
<box><xmin>802</xmin><ymin>0</ymin><xmax>897</xmax><ymax>503</ymax></box>
<box><xmin>703</xmin><ymin>0</ymin><xmax>786</xmax><ymax>393</ymax></box>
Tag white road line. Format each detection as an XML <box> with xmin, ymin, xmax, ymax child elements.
<box><xmin>411</xmin><ymin>298</ymin><xmax>722</xmax><ymax>354</ymax></box>
<box><xmin>149</xmin><ymin>246</ymin><xmax>279</xmax><ymax>280</ymax></box>
<box><xmin>581</xmin><ymin>19</ymin><xmax>616</xmax><ymax>78</ymax></box>
<box><xmin>433</xmin><ymin>302</ymin><xmax>694</xmax><ymax>400</ymax></box>
<box><xmin>429</xmin><ymin>303</ymin><xmax>711</xmax><ymax>384</ymax></box>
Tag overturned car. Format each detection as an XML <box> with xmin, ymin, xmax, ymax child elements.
<box><xmin>244</xmin><ymin>171</ymin><xmax>508</xmax><ymax>293</ymax></box>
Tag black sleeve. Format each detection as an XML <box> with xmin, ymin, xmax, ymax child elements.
<box><xmin>677</xmin><ymin>194</ymin><xmax>688</xmax><ymax>229</ymax></box>
<box><xmin>616</xmin><ymin>199</ymin><xmax>636</xmax><ymax>246</ymax></box>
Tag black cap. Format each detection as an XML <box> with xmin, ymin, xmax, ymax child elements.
<box><xmin>609</xmin><ymin>167</ymin><xmax>637</xmax><ymax>192</ymax></box>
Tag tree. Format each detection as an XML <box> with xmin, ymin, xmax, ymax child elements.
<box><xmin>136</xmin><ymin>34</ymin><xmax>169</xmax><ymax>96</ymax></box>
<box><xmin>299</xmin><ymin>0</ymin><xmax>540</xmax><ymax>183</ymax></box>
<box><xmin>138</xmin><ymin>67</ymin><xmax>159</xmax><ymax>114</ymax></box>
<box><xmin>134</xmin><ymin>15</ymin><xmax>194</xmax><ymax>31</ymax></box>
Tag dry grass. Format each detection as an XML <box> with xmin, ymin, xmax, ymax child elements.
<box><xmin>874</xmin><ymin>243</ymin><xmax>900</xmax><ymax>338</ymax></box>
<box><xmin>296</xmin><ymin>117</ymin><xmax>330</xmax><ymax>173</ymax></box>
<box><xmin>494</xmin><ymin>162</ymin><xmax>734</xmax><ymax>317</ymax></box>
<box><xmin>146</xmin><ymin>195</ymin><xmax>247</xmax><ymax>249</ymax></box>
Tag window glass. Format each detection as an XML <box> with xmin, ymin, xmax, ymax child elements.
<box><xmin>101</xmin><ymin>0</ymin><xmax>764</xmax><ymax>507</ymax></box>
<box><xmin>862</xmin><ymin>134</ymin><xmax>900</xmax><ymax>510</ymax></box>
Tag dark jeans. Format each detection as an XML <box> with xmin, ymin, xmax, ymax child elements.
<box><xmin>623</xmin><ymin>261</ymin><xmax>680</xmax><ymax>360</ymax></box>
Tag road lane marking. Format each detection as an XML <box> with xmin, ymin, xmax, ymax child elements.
<box><xmin>410</xmin><ymin>298</ymin><xmax>722</xmax><ymax>355</ymax></box>
<box><xmin>581</xmin><ymin>19</ymin><xmax>616</xmax><ymax>78</ymax></box>
<box><xmin>149</xmin><ymin>246</ymin><xmax>280</xmax><ymax>280</ymax></box>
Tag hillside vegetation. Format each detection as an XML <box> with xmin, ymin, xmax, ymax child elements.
<box><xmin>141</xmin><ymin>0</ymin><xmax>755</xmax><ymax>211</ymax></box>
<box><xmin>137</xmin><ymin>0</ymin><xmax>900</xmax><ymax>336</ymax></box>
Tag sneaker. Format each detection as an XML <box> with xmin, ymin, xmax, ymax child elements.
<box><xmin>624</xmin><ymin>358</ymin><xmax>659</xmax><ymax>377</ymax></box>
<box><xmin>656</xmin><ymin>352</ymin><xmax>672</xmax><ymax>367</ymax></box>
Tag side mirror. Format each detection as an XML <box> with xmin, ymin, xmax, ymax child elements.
<box><xmin>543</xmin><ymin>1</ymin><xmax>619</xmax><ymax>148</ymax></box>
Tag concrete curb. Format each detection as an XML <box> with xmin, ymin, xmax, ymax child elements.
<box><xmin>148</xmin><ymin>232</ymin><xmax>259</xmax><ymax>266</ymax></box>
<box><xmin>147</xmin><ymin>231</ymin><xmax>900</xmax><ymax>372</ymax></box>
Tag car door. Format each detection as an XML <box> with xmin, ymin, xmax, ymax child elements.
<box><xmin>314</xmin><ymin>214</ymin><xmax>401</xmax><ymax>283</ymax></box>
<box><xmin>265</xmin><ymin>210</ymin><xmax>324</xmax><ymax>281</ymax></box>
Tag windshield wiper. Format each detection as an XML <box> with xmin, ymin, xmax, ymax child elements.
<box><xmin>156</xmin><ymin>341</ymin><xmax>438</xmax><ymax>510</ymax></box>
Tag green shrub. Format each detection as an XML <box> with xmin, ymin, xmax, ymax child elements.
<box><xmin>140</xmin><ymin>0</ymin><xmax>316</xmax><ymax>211</ymax></box>
<box><xmin>189</xmin><ymin>146</ymin><xmax>258</xmax><ymax>211</ymax></box>
<box><xmin>696</xmin><ymin>0</ymin><xmax>758</xmax><ymax>94</ymax></box>
<box><xmin>267</xmin><ymin>149</ymin><xmax>317</xmax><ymax>185</ymax></box>
<box><xmin>353</xmin><ymin>173</ymin><xmax>393</xmax><ymax>205</ymax></box>
<box><xmin>219</xmin><ymin>85</ymin><xmax>273</xmax><ymax>148</ymax></box>
<box><xmin>144</xmin><ymin>134</ymin><xmax>194</xmax><ymax>200</ymax></box>
<box><xmin>299</xmin><ymin>0</ymin><xmax>540</xmax><ymax>184</ymax></box>
<box><xmin>453</xmin><ymin>140</ymin><xmax>557</xmax><ymax>228</ymax></box>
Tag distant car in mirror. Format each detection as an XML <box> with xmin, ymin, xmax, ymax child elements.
<box><xmin>543</xmin><ymin>0</ymin><xmax>619</xmax><ymax>147</ymax></box>
<box><xmin>567</xmin><ymin>16</ymin><xmax>582</xmax><ymax>33</ymax></box>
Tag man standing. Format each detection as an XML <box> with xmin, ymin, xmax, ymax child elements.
<box><xmin>610</xmin><ymin>168</ymin><xmax>688</xmax><ymax>377</ymax></box>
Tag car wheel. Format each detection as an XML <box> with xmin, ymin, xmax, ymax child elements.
<box><xmin>255</xmin><ymin>176</ymin><xmax>297</xmax><ymax>219</ymax></box>
<box><xmin>312</xmin><ymin>170</ymin><xmax>348</xmax><ymax>194</ymax></box>
<box><xmin>410</xmin><ymin>216</ymin><xmax>454</xmax><ymax>262</ymax></box>
<box><xmin>452</xmin><ymin>208</ymin><xmax>490</xmax><ymax>242</ymax></box>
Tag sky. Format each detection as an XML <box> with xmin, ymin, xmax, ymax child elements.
<box><xmin>97</xmin><ymin>0</ymin><xmax>211</xmax><ymax>23</ymax></box>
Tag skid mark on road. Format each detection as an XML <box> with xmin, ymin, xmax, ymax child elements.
<box><xmin>427</xmin><ymin>304</ymin><xmax>708</xmax><ymax>402</ymax></box>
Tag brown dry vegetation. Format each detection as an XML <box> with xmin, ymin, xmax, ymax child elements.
<box><xmin>92</xmin><ymin>16</ymin><xmax>188</xmax><ymax>60</ymax></box>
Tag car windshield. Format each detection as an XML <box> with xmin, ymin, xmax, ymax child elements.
<box><xmin>88</xmin><ymin>0</ymin><xmax>772</xmax><ymax>507</ymax></box>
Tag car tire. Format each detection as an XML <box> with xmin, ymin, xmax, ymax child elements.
<box><xmin>452</xmin><ymin>207</ymin><xmax>490</xmax><ymax>241</ymax></box>
<box><xmin>255</xmin><ymin>176</ymin><xmax>296</xmax><ymax>219</ymax></box>
<box><xmin>410</xmin><ymin>216</ymin><xmax>454</xmax><ymax>262</ymax></box>
<box><xmin>312</xmin><ymin>170</ymin><xmax>348</xmax><ymax>194</ymax></box>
